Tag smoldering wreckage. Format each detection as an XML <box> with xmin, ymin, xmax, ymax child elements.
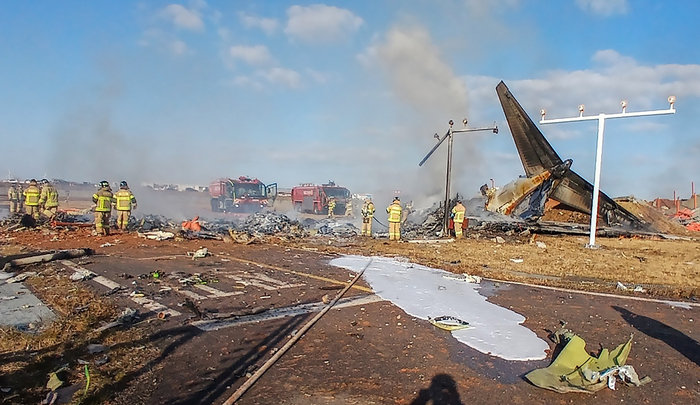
<box><xmin>0</xmin><ymin>82</ymin><xmax>698</xmax><ymax>404</ymax></box>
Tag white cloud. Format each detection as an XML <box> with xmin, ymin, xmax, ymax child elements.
<box><xmin>575</xmin><ymin>0</ymin><xmax>628</xmax><ymax>16</ymax></box>
<box><xmin>228</xmin><ymin>45</ymin><xmax>274</xmax><ymax>66</ymax></box>
<box><xmin>285</xmin><ymin>5</ymin><xmax>363</xmax><ymax>44</ymax></box>
<box><xmin>138</xmin><ymin>28</ymin><xmax>190</xmax><ymax>56</ymax></box>
<box><xmin>256</xmin><ymin>67</ymin><xmax>302</xmax><ymax>89</ymax></box>
<box><xmin>230</xmin><ymin>75</ymin><xmax>263</xmax><ymax>90</ymax></box>
<box><xmin>169</xmin><ymin>39</ymin><xmax>188</xmax><ymax>55</ymax></box>
<box><xmin>467</xmin><ymin>51</ymin><xmax>700</xmax><ymax>118</ymax></box>
<box><xmin>238</xmin><ymin>12</ymin><xmax>279</xmax><ymax>35</ymax></box>
<box><xmin>217</xmin><ymin>27</ymin><xmax>231</xmax><ymax>41</ymax></box>
<box><xmin>306</xmin><ymin>68</ymin><xmax>329</xmax><ymax>84</ymax></box>
<box><xmin>160</xmin><ymin>4</ymin><xmax>204</xmax><ymax>31</ymax></box>
<box><xmin>464</xmin><ymin>0</ymin><xmax>520</xmax><ymax>15</ymax></box>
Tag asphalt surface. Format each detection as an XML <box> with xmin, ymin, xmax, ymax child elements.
<box><xmin>54</xmin><ymin>242</ymin><xmax>700</xmax><ymax>405</ymax></box>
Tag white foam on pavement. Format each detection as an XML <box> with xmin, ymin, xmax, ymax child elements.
<box><xmin>330</xmin><ymin>255</ymin><xmax>549</xmax><ymax>361</ymax></box>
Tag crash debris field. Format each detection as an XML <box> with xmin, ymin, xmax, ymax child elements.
<box><xmin>0</xmin><ymin>181</ymin><xmax>699</xmax><ymax>405</ymax></box>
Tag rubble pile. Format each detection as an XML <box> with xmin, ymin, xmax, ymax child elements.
<box><xmin>670</xmin><ymin>207</ymin><xmax>700</xmax><ymax>231</ymax></box>
<box><xmin>232</xmin><ymin>212</ymin><xmax>307</xmax><ymax>238</ymax></box>
<box><xmin>312</xmin><ymin>218</ymin><xmax>359</xmax><ymax>238</ymax></box>
<box><xmin>133</xmin><ymin>214</ymin><xmax>179</xmax><ymax>231</ymax></box>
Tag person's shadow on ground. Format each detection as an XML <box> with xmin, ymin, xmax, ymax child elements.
<box><xmin>410</xmin><ymin>373</ymin><xmax>465</xmax><ymax>405</ymax></box>
<box><xmin>613</xmin><ymin>306</ymin><xmax>700</xmax><ymax>366</ymax></box>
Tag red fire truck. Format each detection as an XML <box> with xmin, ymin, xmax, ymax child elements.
<box><xmin>209</xmin><ymin>177</ymin><xmax>277</xmax><ymax>213</ymax></box>
<box><xmin>290</xmin><ymin>181</ymin><xmax>351</xmax><ymax>215</ymax></box>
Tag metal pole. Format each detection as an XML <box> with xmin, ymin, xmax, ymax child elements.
<box><xmin>693</xmin><ymin>182</ymin><xmax>696</xmax><ymax>209</ymax></box>
<box><xmin>443</xmin><ymin>128</ymin><xmax>454</xmax><ymax>235</ymax></box>
<box><xmin>222</xmin><ymin>259</ymin><xmax>373</xmax><ymax>404</ymax></box>
<box><xmin>540</xmin><ymin>96</ymin><xmax>675</xmax><ymax>249</ymax></box>
<box><xmin>587</xmin><ymin>114</ymin><xmax>605</xmax><ymax>248</ymax></box>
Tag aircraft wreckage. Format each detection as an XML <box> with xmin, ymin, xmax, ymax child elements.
<box><xmin>481</xmin><ymin>81</ymin><xmax>650</xmax><ymax>231</ymax></box>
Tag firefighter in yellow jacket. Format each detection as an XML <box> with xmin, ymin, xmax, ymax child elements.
<box><xmin>113</xmin><ymin>181</ymin><xmax>137</xmax><ymax>231</ymax></box>
<box><xmin>327</xmin><ymin>198</ymin><xmax>336</xmax><ymax>218</ymax></box>
<box><xmin>38</xmin><ymin>179</ymin><xmax>59</xmax><ymax>220</ymax></box>
<box><xmin>7</xmin><ymin>184</ymin><xmax>20</xmax><ymax>213</ymax></box>
<box><xmin>23</xmin><ymin>179</ymin><xmax>41</xmax><ymax>219</ymax></box>
<box><xmin>361</xmin><ymin>198</ymin><xmax>375</xmax><ymax>236</ymax></box>
<box><xmin>386</xmin><ymin>197</ymin><xmax>403</xmax><ymax>241</ymax></box>
<box><xmin>451</xmin><ymin>200</ymin><xmax>466</xmax><ymax>238</ymax></box>
<box><xmin>93</xmin><ymin>181</ymin><xmax>114</xmax><ymax>236</ymax></box>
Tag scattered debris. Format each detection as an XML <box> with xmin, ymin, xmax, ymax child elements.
<box><xmin>181</xmin><ymin>216</ymin><xmax>202</xmax><ymax>231</ymax></box>
<box><xmin>442</xmin><ymin>274</ymin><xmax>482</xmax><ymax>283</ymax></box>
<box><xmin>138</xmin><ymin>231</ymin><xmax>175</xmax><ymax>241</ymax></box>
<box><xmin>86</xmin><ymin>344</ymin><xmax>108</xmax><ymax>354</ymax></box>
<box><xmin>429</xmin><ymin>316</ymin><xmax>472</xmax><ymax>331</ymax></box>
<box><xmin>0</xmin><ymin>249</ymin><xmax>92</xmax><ymax>269</ymax></box>
<box><xmin>70</xmin><ymin>269</ymin><xmax>95</xmax><ymax>282</ymax></box>
<box><xmin>189</xmin><ymin>248</ymin><xmax>210</xmax><ymax>259</ymax></box>
<box><xmin>5</xmin><ymin>271</ymin><xmax>37</xmax><ymax>283</ymax></box>
<box><xmin>525</xmin><ymin>327</ymin><xmax>649</xmax><ymax>393</ymax></box>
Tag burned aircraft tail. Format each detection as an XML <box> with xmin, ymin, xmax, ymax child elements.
<box><xmin>495</xmin><ymin>81</ymin><xmax>649</xmax><ymax>230</ymax></box>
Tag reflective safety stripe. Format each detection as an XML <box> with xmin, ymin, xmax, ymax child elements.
<box><xmin>452</xmin><ymin>207</ymin><xmax>465</xmax><ymax>223</ymax></box>
<box><xmin>387</xmin><ymin>204</ymin><xmax>402</xmax><ymax>222</ymax></box>
<box><xmin>115</xmin><ymin>191</ymin><xmax>133</xmax><ymax>211</ymax></box>
<box><xmin>43</xmin><ymin>188</ymin><xmax>59</xmax><ymax>207</ymax></box>
<box><xmin>94</xmin><ymin>194</ymin><xmax>113</xmax><ymax>212</ymax></box>
<box><xmin>24</xmin><ymin>189</ymin><xmax>40</xmax><ymax>206</ymax></box>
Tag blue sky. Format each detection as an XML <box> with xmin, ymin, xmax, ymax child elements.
<box><xmin>1</xmin><ymin>0</ymin><xmax>698</xmax><ymax>204</ymax></box>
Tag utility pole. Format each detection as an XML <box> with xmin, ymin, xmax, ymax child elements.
<box><xmin>419</xmin><ymin>119</ymin><xmax>498</xmax><ymax>236</ymax></box>
<box><xmin>539</xmin><ymin>96</ymin><xmax>676</xmax><ymax>248</ymax></box>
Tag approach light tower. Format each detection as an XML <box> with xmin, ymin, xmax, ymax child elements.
<box><xmin>539</xmin><ymin>96</ymin><xmax>676</xmax><ymax>248</ymax></box>
<box><xmin>419</xmin><ymin>119</ymin><xmax>498</xmax><ymax>236</ymax></box>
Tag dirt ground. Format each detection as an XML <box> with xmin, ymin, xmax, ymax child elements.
<box><xmin>1</xmin><ymin>187</ymin><xmax>699</xmax><ymax>404</ymax></box>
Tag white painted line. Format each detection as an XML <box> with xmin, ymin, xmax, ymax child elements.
<box><xmin>93</xmin><ymin>276</ymin><xmax>121</xmax><ymax>290</ymax></box>
<box><xmin>225</xmin><ymin>274</ymin><xmax>304</xmax><ymax>291</ymax></box>
<box><xmin>60</xmin><ymin>260</ymin><xmax>182</xmax><ymax>317</ymax></box>
<box><xmin>131</xmin><ymin>296</ymin><xmax>181</xmax><ymax>317</ymax></box>
<box><xmin>176</xmin><ymin>289</ymin><xmax>209</xmax><ymax>301</ymax></box>
<box><xmin>194</xmin><ymin>284</ymin><xmax>243</xmax><ymax>297</ymax></box>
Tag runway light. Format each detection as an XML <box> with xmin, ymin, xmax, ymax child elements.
<box><xmin>448</xmin><ymin>120</ymin><xmax>454</xmax><ymax>127</ymax></box>
<box><xmin>668</xmin><ymin>95</ymin><xmax>676</xmax><ymax>108</ymax></box>
<box><xmin>462</xmin><ymin>118</ymin><xmax>468</xmax><ymax>127</ymax></box>
<box><xmin>578</xmin><ymin>104</ymin><xmax>585</xmax><ymax>117</ymax></box>
<box><xmin>540</xmin><ymin>109</ymin><xmax>546</xmax><ymax>120</ymax></box>
<box><xmin>621</xmin><ymin>100</ymin><xmax>627</xmax><ymax>113</ymax></box>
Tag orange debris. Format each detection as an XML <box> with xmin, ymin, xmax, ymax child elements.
<box><xmin>182</xmin><ymin>216</ymin><xmax>201</xmax><ymax>231</ymax></box>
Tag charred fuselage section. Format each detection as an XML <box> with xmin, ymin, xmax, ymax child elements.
<box><xmin>488</xmin><ymin>81</ymin><xmax>650</xmax><ymax>230</ymax></box>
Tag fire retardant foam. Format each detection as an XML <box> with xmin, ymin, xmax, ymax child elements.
<box><xmin>330</xmin><ymin>255</ymin><xmax>549</xmax><ymax>361</ymax></box>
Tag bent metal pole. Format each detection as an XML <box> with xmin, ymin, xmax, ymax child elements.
<box><xmin>221</xmin><ymin>259</ymin><xmax>373</xmax><ymax>404</ymax></box>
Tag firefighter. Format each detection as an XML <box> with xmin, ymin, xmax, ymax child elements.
<box><xmin>7</xmin><ymin>183</ymin><xmax>20</xmax><ymax>213</ymax></box>
<box><xmin>113</xmin><ymin>181</ymin><xmax>137</xmax><ymax>231</ymax></box>
<box><xmin>386</xmin><ymin>196</ymin><xmax>403</xmax><ymax>241</ymax></box>
<box><xmin>92</xmin><ymin>180</ymin><xmax>114</xmax><ymax>236</ymax></box>
<box><xmin>327</xmin><ymin>197</ymin><xmax>336</xmax><ymax>218</ymax></box>
<box><xmin>401</xmin><ymin>200</ymin><xmax>414</xmax><ymax>226</ymax></box>
<box><xmin>23</xmin><ymin>179</ymin><xmax>41</xmax><ymax>220</ymax></box>
<box><xmin>361</xmin><ymin>198</ymin><xmax>375</xmax><ymax>236</ymax></box>
<box><xmin>451</xmin><ymin>199</ymin><xmax>466</xmax><ymax>238</ymax></box>
<box><xmin>345</xmin><ymin>199</ymin><xmax>354</xmax><ymax>217</ymax></box>
<box><xmin>38</xmin><ymin>179</ymin><xmax>59</xmax><ymax>220</ymax></box>
<box><xmin>17</xmin><ymin>183</ymin><xmax>24</xmax><ymax>213</ymax></box>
